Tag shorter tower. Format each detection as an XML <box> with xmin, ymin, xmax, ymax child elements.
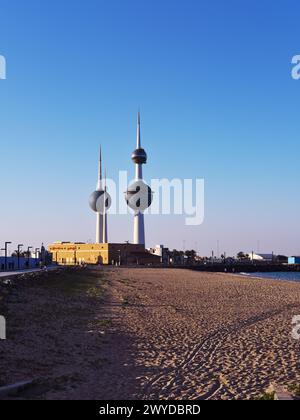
<box><xmin>89</xmin><ymin>148</ymin><xmax>111</xmax><ymax>243</ymax></box>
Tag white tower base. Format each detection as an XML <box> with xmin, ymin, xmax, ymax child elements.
<box><xmin>96</xmin><ymin>212</ymin><xmax>103</xmax><ymax>244</ymax></box>
<box><xmin>134</xmin><ymin>212</ymin><xmax>145</xmax><ymax>246</ymax></box>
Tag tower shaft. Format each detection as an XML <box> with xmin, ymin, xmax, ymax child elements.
<box><xmin>135</xmin><ymin>163</ymin><xmax>143</xmax><ymax>180</ymax></box>
<box><xmin>134</xmin><ymin>212</ymin><xmax>145</xmax><ymax>245</ymax></box>
<box><xmin>103</xmin><ymin>212</ymin><xmax>108</xmax><ymax>243</ymax></box>
<box><xmin>96</xmin><ymin>212</ymin><xmax>103</xmax><ymax>244</ymax></box>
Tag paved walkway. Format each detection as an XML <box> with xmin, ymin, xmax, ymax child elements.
<box><xmin>0</xmin><ymin>267</ymin><xmax>58</xmax><ymax>278</ymax></box>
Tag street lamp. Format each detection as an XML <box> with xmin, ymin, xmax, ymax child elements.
<box><xmin>17</xmin><ymin>244</ymin><xmax>23</xmax><ymax>270</ymax></box>
<box><xmin>27</xmin><ymin>246</ymin><xmax>33</xmax><ymax>268</ymax></box>
<box><xmin>3</xmin><ymin>242</ymin><xmax>12</xmax><ymax>271</ymax></box>
<box><xmin>0</xmin><ymin>248</ymin><xmax>4</xmax><ymax>271</ymax></box>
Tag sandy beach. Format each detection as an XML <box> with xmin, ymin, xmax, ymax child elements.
<box><xmin>0</xmin><ymin>267</ymin><xmax>300</xmax><ymax>400</ymax></box>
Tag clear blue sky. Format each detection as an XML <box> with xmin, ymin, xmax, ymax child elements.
<box><xmin>0</xmin><ymin>0</ymin><xmax>300</xmax><ymax>256</ymax></box>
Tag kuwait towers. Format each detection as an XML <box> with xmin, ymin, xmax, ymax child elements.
<box><xmin>126</xmin><ymin>112</ymin><xmax>153</xmax><ymax>246</ymax></box>
<box><xmin>89</xmin><ymin>148</ymin><xmax>110</xmax><ymax>243</ymax></box>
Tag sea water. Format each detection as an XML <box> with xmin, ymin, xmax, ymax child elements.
<box><xmin>240</xmin><ymin>272</ymin><xmax>300</xmax><ymax>283</ymax></box>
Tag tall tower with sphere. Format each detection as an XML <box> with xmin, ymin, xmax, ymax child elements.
<box><xmin>126</xmin><ymin>112</ymin><xmax>153</xmax><ymax>246</ymax></box>
<box><xmin>89</xmin><ymin>147</ymin><xmax>110</xmax><ymax>244</ymax></box>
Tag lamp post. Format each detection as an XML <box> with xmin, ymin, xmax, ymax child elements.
<box><xmin>3</xmin><ymin>242</ymin><xmax>12</xmax><ymax>271</ymax></box>
<box><xmin>27</xmin><ymin>246</ymin><xmax>33</xmax><ymax>268</ymax></box>
<box><xmin>0</xmin><ymin>249</ymin><xmax>4</xmax><ymax>271</ymax></box>
<box><xmin>17</xmin><ymin>244</ymin><xmax>23</xmax><ymax>270</ymax></box>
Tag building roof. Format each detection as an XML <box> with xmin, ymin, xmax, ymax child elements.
<box><xmin>256</xmin><ymin>254</ymin><xmax>274</xmax><ymax>259</ymax></box>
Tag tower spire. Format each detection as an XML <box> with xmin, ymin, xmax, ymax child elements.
<box><xmin>137</xmin><ymin>111</ymin><xmax>141</xmax><ymax>149</ymax></box>
<box><xmin>97</xmin><ymin>146</ymin><xmax>103</xmax><ymax>191</ymax></box>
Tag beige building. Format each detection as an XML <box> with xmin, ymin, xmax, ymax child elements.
<box><xmin>48</xmin><ymin>242</ymin><xmax>158</xmax><ymax>266</ymax></box>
